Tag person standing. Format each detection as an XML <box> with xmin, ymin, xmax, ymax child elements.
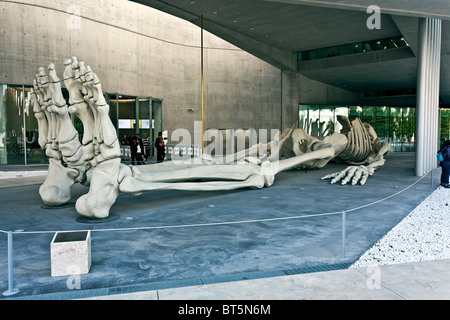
<box><xmin>121</xmin><ymin>134</ymin><xmax>129</xmax><ymax>145</ymax></box>
<box><xmin>439</xmin><ymin>140</ymin><xmax>450</xmax><ymax>188</ymax></box>
<box><xmin>130</xmin><ymin>136</ymin><xmax>145</xmax><ymax>165</ymax></box>
<box><xmin>155</xmin><ymin>131</ymin><xmax>165</xmax><ymax>163</ymax></box>
<box><xmin>142</xmin><ymin>133</ymin><xmax>150</xmax><ymax>162</ymax></box>
<box><xmin>130</xmin><ymin>136</ymin><xmax>137</xmax><ymax>165</ymax></box>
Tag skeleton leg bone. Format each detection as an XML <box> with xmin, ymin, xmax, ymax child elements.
<box><xmin>119</xmin><ymin>147</ymin><xmax>335</xmax><ymax>194</ymax></box>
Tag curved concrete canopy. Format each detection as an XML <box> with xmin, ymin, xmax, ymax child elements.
<box><xmin>131</xmin><ymin>0</ymin><xmax>450</xmax><ymax>104</ymax></box>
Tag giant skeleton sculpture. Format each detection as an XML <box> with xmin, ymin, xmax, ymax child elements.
<box><xmin>31</xmin><ymin>58</ymin><xmax>390</xmax><ymax>219</ymax></box>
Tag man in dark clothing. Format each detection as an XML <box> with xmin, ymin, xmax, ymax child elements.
<box><xmin>440</xmin><ymin>140</ymin><xmax>450</xmax><ymax>188</ymax></box>
<box><xmin>155</xmin><ymin>131</ymin><xmax>165</xmax><ymax>163</ymax></box>
<box><xmin>121</xmin><ymin>134</ymin><xmax>129</xmax><ymax>146</ymax></box>
<box><xmin>142</xmin><ymin>133</ymin><xmax>150</xmax><ymax>161</ymax></box>
<box><xmin>130</xmin><ymin>136</ymin><xmax>145</xmax><ymax>165</ymax></box>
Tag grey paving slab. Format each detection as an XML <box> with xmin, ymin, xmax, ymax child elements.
<box><xmin>355</xmin><ymin>259</ymin><xmax>450</xmax><ymax>300</ymax></box>
<box><xmin>81</xmin><ymin>258</ymin><xmax>450</xmax><ymax>300</ymax></box>
<box><xmin>157</xmin><ymin>268</ymin><xmax>402</xmax><ymax>300</ymax></box>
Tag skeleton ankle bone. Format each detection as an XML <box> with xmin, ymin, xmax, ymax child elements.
<box><xmin>76</xmin><ymin>158</ymin><xmax>121</xmax><ymax>219</ymax></box>
<box><xmin>39</xmin><ymin>159</ymin><xmax>78</xmax><ymax>206</ymax></box>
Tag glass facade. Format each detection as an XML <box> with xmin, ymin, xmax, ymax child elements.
<box><xmin>0</xmin><ymin>84</ymin><xmax>163</xmax><ymax>166</ymax></box>
<box><xmin>441</xmin><ymin>108</ymin><xmax>450</xmax><ymax>145</ymax></box>
<box><xmin>0</xmin><ymin>85</ymin><xmax>47</xmax><ymax>166</ymax></box>
<box><xmin>299</xmin><ymin>105</ymin><xmax>423</xmax><ymax>152</ymax></box>
<box><xmin>298</xmin><ymin>36</ymin><xmax>410</xmax><ymax>62</ymax></box>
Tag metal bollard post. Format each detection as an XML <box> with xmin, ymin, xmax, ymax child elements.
<box><xmin>3</xmin><ymin>231</ymin><xmax>19</xmax><ymax>297</ymax></box>
<box><xmin>341</xmin><ymin>211</ymin><xmax>346</xmax><ymax>259</ymax></box>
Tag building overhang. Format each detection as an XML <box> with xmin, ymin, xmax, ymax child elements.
<box><xmin>131</xmin><ymin>0</ymin><xmax>450</xmax><ymax>104</ymax></box>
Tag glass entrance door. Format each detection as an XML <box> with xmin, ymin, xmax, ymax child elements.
<box><xmin>138</xmin><ymin>97</ymin><xmax>152</xmax><ymax>160</ymax></box>
<box><xmin>152</xmin><ymin>99</ymin><xmax>163</xmax><ymax>158</ymax></box>
<box><xmin>117</xmin><ymin>95</ymin><xmax>136</xmax><ymax>145</ymax></box>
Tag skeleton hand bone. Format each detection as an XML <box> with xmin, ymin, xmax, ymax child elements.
<box><xmin>321</xmin><ymin>165</ymin><xmax>374</xmax><ymax>186</ymax></box>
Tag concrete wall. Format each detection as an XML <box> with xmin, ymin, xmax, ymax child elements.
<box><xmin>0</xmin><ymin>0</ymin><xmax>363</xmax><ymax>151</ymax></box>
<box><xmin>0</xmin><ymin>0</ymin><xmax>284</xmax><ymax>145</ymax></box>
<box><xmin>297</xmin><ymin>74</ymin><xmax>361</xmax><ymax>106</ymax></box>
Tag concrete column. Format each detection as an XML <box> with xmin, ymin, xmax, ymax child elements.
<box><xmin>415</xmin><ymin>18</ymin><xmax>442</xmax><ymax>176</ymax></box>
<box><xmin>281</xmin><ymin>70</ymin><xmax>300</xmax><ymax>131</ymax></box>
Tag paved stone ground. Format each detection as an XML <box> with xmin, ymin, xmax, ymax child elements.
<box><xmin>0</xmin><ymin>154</ymin><xmax>440</xmax><ymax>299</ymax></box>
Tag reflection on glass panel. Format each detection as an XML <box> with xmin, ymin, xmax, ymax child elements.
<box><xmin>0</xmin><ymin>85</ymin><xmax>7</xmax><ymax>165</ymax></box>
<box><xmin>24</xmin><ymin>86</ymin><xmax>48</xmax><ymax>165</ymax></box>
<box><xmin>340</xmin><ymin>43</ymin><xmax>362</xmax><ymax>56</ymax></box>
<box><xmin>152</xmin><ymin>99</ymin><xmax>163</xmax><ymax>139</ymax></box>
<box><xmin>389</xmin><ymin>107</ymin><xmax>402</xmax><ymax>152</ymax></box>
<box><xmin>334</xmin><ymin>106</ymin><xmax>349</xmax><ymax>134</ymax></box>
<box><xmin>348</xmin><ymin>106</ymin><xmax>362</xmax><ymax>122</ymax></box>
<box><xmin>318</xmin><ymin>46</ymin><xmax>339</xmax><ymax>59</ymax></box>
<box><xmin>440</xmin><ymin>109</ymin><xmax>450</xmax><ymax>144</ymax></box>
<box><xmin>138</xmin><ymin>98</ymin><xmax>151</xmax><ymax>137</ymax></box>
<box><xmin>118</xmin><ymin>95</ymin><xmax>136</xmax><ymax>144</ymax></box>
<box><xmin>298</xmin><ymin>104</ymin><xmax>419</xmax><ymax>153</ymax></box>
<box><xmin>105</xmin><ymin>94</ymin><xmax>118</xmax><ymax>131</ymax></box>
<box><xmin>375</xmin><ymin>106</ymin><xmax>389</xmax><ymax>141</ymax></box>
<box><xmin>362</xmin><ymin>106</ymin><xmax>376</xmax><ymax>128</ymax></box>
<box><xmin>2</xmin><ymin>85</ymin><xmax>26</xmax><ymax>165</ymax></box>
<box><xmin>402</xmin><ymin>108</ymin><xmax>415</xmax><ymax>152</ymax></box>
<box><xmin>306</xmin><ymin>105</ymin><xmax>320</xmax><ymax>136</ymax></box>
<box><xmin>299</xmin><ymin>105</ymin><xmax>309</xmax><ymax>130</ymax></box>
<box><xmin>319</xmin><ymin>106</ymin><xmax>335</xmax><ymax>136</ymax></box>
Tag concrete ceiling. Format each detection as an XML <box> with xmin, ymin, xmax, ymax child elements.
<box><xmin>131</xmin><ymin>0</ymin><xmax>450</xmax><ymax>105</ymax></box>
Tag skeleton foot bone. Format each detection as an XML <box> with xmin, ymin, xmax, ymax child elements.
<box><xmin>32</xmin><ymin>60</ymin><xmax>122</xmax><ymax>216</ymax></box>
<box><xmin>32</xmin><ymin>67</ymin><xmax>78</xmax><ymax>206</ymax></box>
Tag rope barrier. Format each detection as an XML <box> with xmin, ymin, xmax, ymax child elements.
<box><xmin>10</xmin><ymin>168</ymin><xmax>434</xmax><ymax>236</ymax></box>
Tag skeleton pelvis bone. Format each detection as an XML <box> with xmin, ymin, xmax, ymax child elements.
<box><xmin>32</xmin><ymin>60</ymin><xmax>390</xmax><ymax>219</ymax></box>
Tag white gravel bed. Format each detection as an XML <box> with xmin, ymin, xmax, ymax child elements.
<box><xmin>351</xmin><ymin>186</ymin><xmax>450</xmax><ymax>268</ymax></box>
<box><xmin>0</xmin><ymin>171</ymin><xmax>48</xmax><ymax>179</ymax></box>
